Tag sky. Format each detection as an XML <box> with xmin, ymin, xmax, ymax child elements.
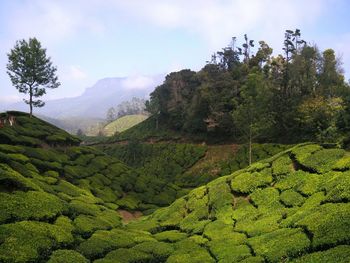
<box><xmin>0</xmin><ymin>0</ymin><xmax>349</xmax><ymax>104</ymax></box>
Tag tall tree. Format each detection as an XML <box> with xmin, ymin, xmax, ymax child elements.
<box><xmin>232</xmin><ymin>72</ymin><xmax>274</xmax><ymax>164</ymax></box>
<box><xmin>7</xmin><ymin>38</ymin><xmax>60</xmax><ymax>117</ymax></box>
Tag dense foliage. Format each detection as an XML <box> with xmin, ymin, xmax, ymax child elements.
<box><xmin>144</xmin><ymin>30</ymin><xmax>350</xmax><ymax>145</ymax></box>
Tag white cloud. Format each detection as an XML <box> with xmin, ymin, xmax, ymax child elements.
<box><xmin>113</xmin><ymin>0</ymin><xmax>327</xmax><ymax>51</ymax></box>
<box><xmin>121</xmin><ymin>75</ymin><xmax>157</xmax><ymax>90</ymax></box>
<box><xmin>68</xmin><ymin>65</ymin><xmax>88</xmax><ymax>80</ymax></box>
<box><xmin>6</xmin><ymin>0</ymin><xmax>105</xmax><ymax>45</ymax></box>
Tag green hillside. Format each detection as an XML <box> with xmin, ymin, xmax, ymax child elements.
<box><xmin>0</xmin><ymin>112</ymin><xmax>349</xmax><ymax>262</ymax></box>
<box><xmin>103</xmin><ymin>114</ymin><xmax>149</xmax><ymax>136</ymax></box>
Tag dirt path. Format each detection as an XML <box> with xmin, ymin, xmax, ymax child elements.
<box><xmin>118</xmin><ymin>209</ymin><xmax>143</xmax><ymax>223</ymax></box>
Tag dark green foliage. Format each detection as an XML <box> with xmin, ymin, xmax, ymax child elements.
<box><xmin>48</xmin><ymin>250</ymin><xmax>88</xmax><ymax>263</ymax></box>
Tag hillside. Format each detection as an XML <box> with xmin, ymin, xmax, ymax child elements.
<box><xmin>0</xmin><ymin>113</ymin><xmax>349</xmax><ymax>262</ymax></box>
<box><xmin>7</xmin><ymin>75</ymin><xmax>164</xmax><ymax>119</ymax></box>
<box><xmin>103</xmin><ymin>114</ymin><xmax>149</xmax><ymax>136</ymax></box>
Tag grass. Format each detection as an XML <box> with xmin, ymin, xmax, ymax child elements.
<box><xmin>103</xmin><ymin>114</ymin><xmax>149</xmax><ymax>136</ymax></box>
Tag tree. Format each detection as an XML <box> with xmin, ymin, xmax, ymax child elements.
<box><xmin>232</xmin><ymin>72</ymin><xmax>274</xmax><ymax>165</ymax></box>
<box><xmin>106</xmin><ymin>107</ymin><xmax>117</xmax><ymax>123</ymax></box>
<box><xmin>7</xmin><ymin>38</ymin><xmax>60</xmax><ymax>117</ymax></box>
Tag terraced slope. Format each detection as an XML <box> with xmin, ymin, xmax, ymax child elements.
<box><xmin>0</xmin><ymin>112</ymin><xmax>349</xmax><ymax>262</ymax></box>
<box><xmin>0</xmin><ymin>111</ymin><xmax>80</xmax><ymax>147</ymax></box>
<box><xmin>92</xmin><ymin>143</ymin><xmax>349</xmax><ymax>263</ymax></box>
<box><xmin>103</xmin><ymin>114</ymin><xmax>149</xmax><ymax>136</ymax></box>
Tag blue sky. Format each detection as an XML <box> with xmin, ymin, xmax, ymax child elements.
<box><xmin>0</xmin><ymin>0</ymin><xmax>349</xmax><ymax>104</ymax></box>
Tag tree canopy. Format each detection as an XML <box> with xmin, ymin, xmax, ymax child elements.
<box><xmin>7</xmin><ymin>37</ymin><xmax>60</xmax><ymax>117</ymax></box>
<box><xmin>145</xmin><ymin>29</ymin><xmax>350</xmax><ymax>146</ymax></box>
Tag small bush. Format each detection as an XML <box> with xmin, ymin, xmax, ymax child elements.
<box><xmin>230</xmin><ymin>171</ymin><xmax>273</xmax><ymax>194</ymax></box>
<box><xmin>48</xmin><ymin>250</ymin><xmax>88</xmax><ymax>263</ymax></box>
<box><xmin>154</xmin><ymin>230</ymin><xmax>188</xmax><ymax>242</ymax></box>
<box><xmin>280</xmin><ymin>189</ymin><xmax>306</xmax><ymax>207</ymax></box>
<box><xmin>248</xmin><ymin>228</ymin><xmax>310</xmax><ymax>262</ymax></box>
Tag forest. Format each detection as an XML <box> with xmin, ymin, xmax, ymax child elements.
<box><xmin>146</xmin><ymin>29</ymin><xmax>350</xmax><ymax>146</ymax></box>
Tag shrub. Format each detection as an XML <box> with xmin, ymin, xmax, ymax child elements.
<box><xmin>0</xmin><ymin>163</ymin><xmax>41</xmax><ymax>192</ymax></box>
<box><xmin>0</xmin><ymin>221</ymin><xmax>74</xmax><ymax>263</ymax></box>
<box><xmin>203</xmin><ymin>220</ymin><xmax>246</xmax><ymax>243</ymax></box>
<box><xmin>133</xmin><ymin>241</ymin><xmax>174</xmax><ymax>261</ymax></box>
<box><xmin>94</xmin><ymin>248</ymin><xmax>151</xmax><ymax>263</ymax></box>
<box><xmin>230</xmin><ymin>171</ymin><xmax>273</xmax><ymax>194</ymax></box>
<box><xmin>248</xmin><ymin>228</ymin><xmax>310</xmax><ymax>262</ymax></box>
<box><xmin>301</xmin><ymin>148</ymin><xmax>345</xmax><ymax>173</ymax></box>
<box><xmin>235</xmin><ymin>214</ymin><xmax>281</xmax><ymax>237</ymax></box>
<box><xmin>294</xmin><ymin>203</ymin><xmax>350</xmax><ymax>248</ymax></box>
<box><xmin>69</xmin><ymin>200</ymin><xmax>102</xmax><ymax>216</ymax></box>
<box><xmin>332</xmin><ymin>155</ymin><xmax>350</xmax><ymax>171</ymax></box>
<box><xmin>0</xmin><ymin>191</ymin><xmax>66</xmax><ymax>223</ymax></box>
<box><xmin>291</xmin><ymin>245</ymin><xmax>350</xmax><ymax>262</ymax></box>
<box><xmin>280</xmin><ymin>189</ymin><xmax>306</xmax><ymax>207</ymax></box>
<box><xmin>322</xmin><ymin>171</ymin><xmax>350</xmax><ymax>202</ymax></box>
<box><xmin>250</xmin><ymin>187</ymin><xmax>283</xmax><ymax>212</ymax></box>
<box><xmin>77</xmin><ymin>228</ymin><xmax>154</xmax><ymax>259</ymax></box>
<box><xmin>166</xmin><ymin>239</ymin><xmax>215</xmax><ymax>263</ymax></box>
<box><xmin>154</xmin><ymin>230</ymin><xmax>188</xmax><ymax>242</ymax></box>
<box><xmin>208</xmin><ymin>241</ymin><xmax>251</xmax><ymax>262</ymax></box>
<box><xmin>272</xmin><ymin>155</ymin><xmax>293</xmax><ymax>176</ymax></box>
<box><xmin>47</xmin><ymin>250</ymin><xmax>88</xmax><ymax>263</ymax></box>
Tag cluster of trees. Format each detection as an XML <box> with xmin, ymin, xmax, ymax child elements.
<box><xmin>146</xmin><ymin>29</ymin><xmax>350</xmax><ymax>151</ymax></box>
<box><xmin>106</xmin><ymin>97</ymin><xmax>147</xmax><ymax>123</ymax></box>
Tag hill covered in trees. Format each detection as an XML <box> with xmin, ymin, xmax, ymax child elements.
<box><xmin>131</xmin><ymin>30</ymin><xmax>350</xmax><ymax>147</ymax></box>
<box><xmin>0</xmin><ymin>112</ymin><xmax>349</xmax><ymax>262</ymax></box>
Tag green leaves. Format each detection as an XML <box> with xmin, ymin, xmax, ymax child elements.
<box><xmin>7</xmin><ymin>37</ymin><xmax>60</xmax><ymax>115</ymax></box>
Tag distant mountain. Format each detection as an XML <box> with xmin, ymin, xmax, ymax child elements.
<box><xmin>7</xmin><ymin>74</ymin><xmax>165</xmax><ymax>119</ymax></box>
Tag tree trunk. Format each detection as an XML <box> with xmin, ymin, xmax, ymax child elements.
<box><xmin>29</xmin><ymin>86</ymin><xmax>33</xmax><ymax>118</ymax></box>
<box><xmin>249</xmin><ymin>125</ymin><xmax>252</xmax><ymax>166</ymax></box>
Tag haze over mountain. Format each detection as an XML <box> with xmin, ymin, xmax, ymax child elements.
<box><xmin>5</xmin><ymin>74</ymin><xmax>164</xmax><ymax>119</ymax></box>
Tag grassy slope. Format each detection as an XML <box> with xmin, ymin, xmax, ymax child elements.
<box><xmin>0</xmin><ymin>112</ymin><xmax>349</xmax><ymax>262</ymax></box>
<box><xmin>103</xmin><ymin>114</ymin><xmax>149</xmax><ymax>136</ymax></box>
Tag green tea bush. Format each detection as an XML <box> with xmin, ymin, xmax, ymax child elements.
<box><xmin>230</xmin><ymin>171</ymin><xmax>273</xmax><ymax>194</ymax></box>
<box><xmin>203</xmin><ymin>220</ymin><xmax>246</xmax><ymax>243</ymax></box>
<box><xmin>0</xmin><ymin>191</ymin><xmax>66</xmax><ymax>223</ymax></box>
<box><xmin>47</xmin><ymin>250</ymin><xmax>88</xmax><ymax>263</ymax></box>
<box><xmin>78</xmin><ymin>228</ymin><xmax>155</xmax><ymax>259</ymax></box>
<box><xmin>280</xmin><ymin>189</ymin><xmax>306</xmax><ymax>207</ymax></box>
<box><xmin>291</xmin><ymin>245</ymin><xmax>350</xmax><ymax>263</ymax></box>
<box><xmin>154</xmin><ymin>230</ymin><xmax>188</xmax><ymax>242</ymax></box>
<box><xmin>235</xmin><ymin>214</ymin><xmax>281</xmax><ymax>237</ymax></box>
<box><xmin>248</xmin><ymin>228</ymin><xmax>310</xmax><ymax>262</ymax></box>
<box><xmin>208</xmin><ymin>241</ymin><xmax>251</xmax><ymax>262</ymax></box>
<box><xmin>0</xmin><ymin>163</ymin><xmax>41</xmax><ymax>192</ymax></box>
<box><xmin>295</xmin><ymin>203</ymin><xmax>350</xmax><ymax>248</ymax></box>
<box><xmin>0</xmin><ymin>220</ymin><xmax>74</xmax><ymax>263</ymax></box>
<box><xmin>94</xmin><ymin>248</ymin><xmax>151</xmax><ymax>263</ymax></box>
<box><xmin>301</xmin><ymin>149</ymin><xmax>345</xmax><ymax>173</ymax></box>
<box><xmin>133</xmin><ymin>241</ymin><xmax>174</xmax><ymax>261</ymax></box>
<box><xmin>166</xmin><ymin>239</ymin><xmax>215</xmax><ymax>263</ymax></box>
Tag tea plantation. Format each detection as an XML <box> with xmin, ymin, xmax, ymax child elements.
<box><xmin>0</xmin><ymin>112</ymin><xmax>349</xmax><ymax>262</ymax></box>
